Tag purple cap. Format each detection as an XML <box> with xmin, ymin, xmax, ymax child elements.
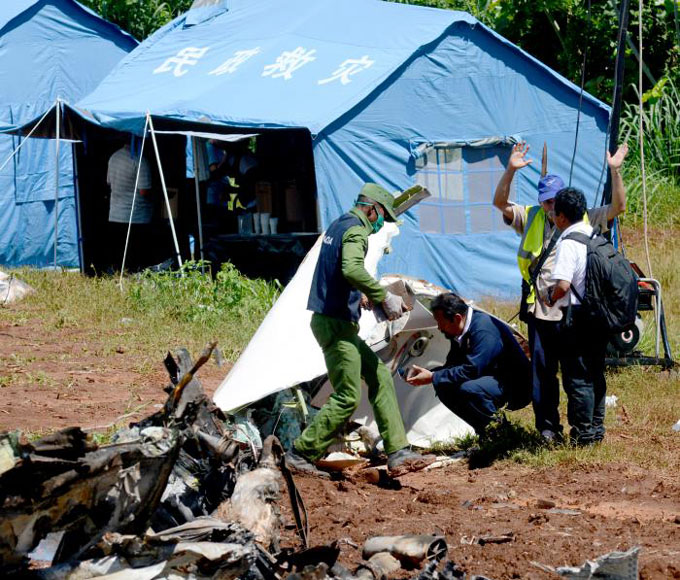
<box><xmin>538</xmin><ymin>174</ymin><xmax>565</xmax><ymax>202</ymax></box>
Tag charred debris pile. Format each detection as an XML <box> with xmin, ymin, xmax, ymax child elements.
<box><xmin>0</xmin><ymin>343</ymin><xmax>462</xmax><ymax>580</ymax></box>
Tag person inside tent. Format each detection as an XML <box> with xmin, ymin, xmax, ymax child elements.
<box><xmin>206</xmin><ymin>138</ymin><xmax>259</xmax><ymax>232</ymax></box>
<box><xmin>107</xmin><ymin>138</ymin><xmax>153</xmax><ymax>271</ymax></box>
<box><xmin>492</xmin><ymin>141</ymin><xmax>628</xmax><ymax>443</ymax></box>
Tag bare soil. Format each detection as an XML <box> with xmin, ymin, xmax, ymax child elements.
<box><xmin>0</xmin><ymin>315</ymin><xmax>227</xmax><ymax>432</ymax></box>
<box><xmin>2</xmin><ymin>314</ymin><xmax>680</xmax><ymax>578</ymax></box>
<box><xmin>281</xmin><ymin>465</ymin><xmax>680</xmax><ymax>579</ymax></box>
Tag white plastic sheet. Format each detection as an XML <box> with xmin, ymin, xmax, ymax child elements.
<box><xmin>213</xmin><ymin>223</ymin><xmax>400</xmax><ymax>413</ymax></box>
<box><xmin>213</xmin><ymin>223</ymin><xmax>475</xmax><ymax>445</ymax></box>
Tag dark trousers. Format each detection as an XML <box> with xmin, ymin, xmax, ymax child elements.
<box><xmin>527</xmin><ymin>316</ymin><xmax>563</xmax><ymax>434</ymax></box>
<box><xmin>434</xmin><ymin>377</ymin><xmax>505</xmax><ymax>435</ymax></box>
<box><xmin>559</xmin><ymin>309</ymin><xmax>608</xmax><ymax>445</ymax></box>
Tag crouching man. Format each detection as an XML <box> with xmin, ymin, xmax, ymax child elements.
<box><xmin>406</xmin><ymin>293</ymin><xmax>531</xmax><ymax>436</ymax></box>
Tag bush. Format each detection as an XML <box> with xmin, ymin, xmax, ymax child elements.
<box><xmin>126</xmin><ymin>261</ymin><xmax>280</xmax><ymax>329</ymax></box>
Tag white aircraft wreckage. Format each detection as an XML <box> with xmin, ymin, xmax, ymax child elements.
<box><xmin>214</xmin><ymin>222</ymin><xmax>528</xmax><ymax>449</ymax></box>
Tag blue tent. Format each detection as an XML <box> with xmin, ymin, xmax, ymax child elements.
<box><xmin>0</xmin><ymin>0</ymin><xmax>137</xmax><ymax>268</ymax></box>
<box><xmin>76</xmin><ymin>0</ymin><xmax>610</xmax><ymax>298</ymax></box>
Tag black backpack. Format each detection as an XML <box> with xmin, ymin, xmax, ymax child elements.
<box><xmin>564</xmin><ymin>229</ymin><xmax>639</xmax><ymax>333</ymax></box>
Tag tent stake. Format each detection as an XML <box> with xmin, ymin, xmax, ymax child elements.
<box><xmin>147</xmin><ymin>113</ymin><xmax>184</xmax><ymax>274</ymax></box>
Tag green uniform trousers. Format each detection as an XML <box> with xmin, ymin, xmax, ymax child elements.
<box><xmin>294</xmin><ymin>313</ymin><xmax>409</xmax><ymax>461</ymax></box>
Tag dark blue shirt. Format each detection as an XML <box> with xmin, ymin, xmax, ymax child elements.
<box><xmin>432</xmin><ymin>310</ymin><xmax>531</xmax><ymax>410</ymax></box>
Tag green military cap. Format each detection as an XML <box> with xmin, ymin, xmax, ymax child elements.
<box><xmin>359</xmin><ymin>183</ymin><xmax>399</xmax><ymax>222</ymax></box>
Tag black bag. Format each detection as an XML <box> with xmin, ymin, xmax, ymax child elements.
<box><xmin>565</xmin><ymin>230</ymin><xmax>639</xmax><ymax>333</ymax></box>
<box><xmin>519</xmin><ymin>279</ymin><xmax>531</xmax><ymax>324</ymax></box>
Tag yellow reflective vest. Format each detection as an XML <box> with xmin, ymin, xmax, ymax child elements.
<box><xmin>517</xmin><ymin>205</ymin><xmax>588</xmax><ymax>304</ymax></box>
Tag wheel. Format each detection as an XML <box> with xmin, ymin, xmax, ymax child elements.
<box><xmin>608</xmin><ymin>317</ymin><xmax>643</xmax><ymax>355</ymax></box>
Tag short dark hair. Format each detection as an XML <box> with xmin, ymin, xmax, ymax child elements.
<box><xmin>430</xmin><ymin>292</ymin><xmax>467</xmax><ymax>321</ymax></box>
<box><xmin>554</xmin><ymin>187</ymin><xmax>587</xmax><ymax>224</ymax></box>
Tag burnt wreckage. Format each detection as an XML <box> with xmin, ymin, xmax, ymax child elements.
<box><xmin>0</xmin><ymin>343</ymin><xmax>462</xmax><ymax>579</ymax></box>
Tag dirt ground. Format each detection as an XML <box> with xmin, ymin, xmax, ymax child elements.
<box><xmin>0</xmin><ymin>318</ymin><xmax>228</xmax><ymax>433</ymax></box>
<box><xmin>281</xmin><ymin>463</ymin><xmax>680</xmax><ymax>579</ymax></box>
<box><xmin>1</xmin><ymin>315</ymin><xmax>680</xmax><ymax>578</ymax></box>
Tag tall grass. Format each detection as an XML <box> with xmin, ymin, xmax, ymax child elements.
<box><xmin>620</xmin><ymin>76</ymin><xmax>680</xmax><ymax>227</ymax></box>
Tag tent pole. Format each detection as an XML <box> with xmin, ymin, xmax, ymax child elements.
<box><xmin>602</xmin><ymin>0</ymin><xmax>630</xmax><ymax>205</ymax></box>
<box><xmin>119</xmin><ymin>115</ymin><xmax>150</xmax><ymax>289</ymax></box>
<box><xmin>71</xmin><ymin>142</ymin><xmax>85</xmax><ymax>273</ymax></box>
<box><xmin>191</xmin><ymin>137</ymin><xmax>206</xmax><ymax>273</ymax></box>
<box><xmin>0</xmin><ymin>106</ymin><xmax>53</xmax><ymax>173</ymax></box>
<box><xmin>54</xmin><ymin>98</ymin><xmax>61</xmax><ymax>268</ymax></box>
<box><xmin>147</xmin><ymin>114</ymin><xmax>184</xmax><ymax>273</ymax></box>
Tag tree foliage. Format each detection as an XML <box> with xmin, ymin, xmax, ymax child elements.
<box><xmin>81</xmin><ymin>0</ymin><xmax>193</xmax><ymax>41</ymax></box>
<box><xmin>389</xmin><ymin>0</ymin><xmax>679</xmax><ymax>104</ymax></box>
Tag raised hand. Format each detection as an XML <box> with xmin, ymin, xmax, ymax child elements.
<box><xmin>607</xmin><ymin>142</ymin><xmax>629</xmax><ymax>171</ymax></box>
<box><xmin>508</xmin><ymin>141</ymin><xmax>533</xmax><ymax>171</ymax></box>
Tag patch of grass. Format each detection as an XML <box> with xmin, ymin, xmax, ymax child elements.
<box><xmin>7</xmin><ymin>260</ymin><xmax>280</xmax><ymax>369</ymax></box>
<box><xmin>8</xmin><ymin>353</ymin><xmax>36</xmax><ymax>365</ymax></box>
<box><xmin>24</xmin><ymin>371</ymin><xmax>57</xmax><ymax>388</ymax></box>
<box><xmin>0</xmin><ymin>375</ymin><xmax>18</xmax><ymax>388</ymax></box>
<box><xmin>89</xmin><ymin>424</ymin><xmax>124</xmax><ymax>446</ymax></box>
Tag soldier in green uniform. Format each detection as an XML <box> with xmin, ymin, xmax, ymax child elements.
<box><xmin>285</xmin><ymin>183</ymin><xmax>436</xmax><ymax>478</ymax></box>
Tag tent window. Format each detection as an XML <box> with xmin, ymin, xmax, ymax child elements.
<box><xmin>415</xmin><ymin>143</ymin><xmax>515</xmax><ymax>235</ymax></box>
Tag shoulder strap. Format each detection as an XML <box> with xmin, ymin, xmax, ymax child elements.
<box><xmin>562</xmin><ymin>231</ymin><xmax>593</xmax><ymax>304</ymax></box>
<box><xmin>528</xmin><ymin>228</ymin><xmax>560</xmax><ymax>289</ymax></box>
<box><xmin>564</xmin><ymin>231</ymin><xmax>592</xmax><ymax>245</ymax></box>
<box><xmin>569</xmin><ymin>283</ymin><xmax>584</xmax><ymax>304</ymax></box>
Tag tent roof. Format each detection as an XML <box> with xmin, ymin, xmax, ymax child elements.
<box><xmin>0</xmin><ymin>0</ymin><xmax>41</xmax><ymax>29</ymax></box>
<box><xmin>0</xmin><ymin>0</ymin><xmax>136</xmax><ymax>42</ymax></box>
<box><xmin>76</xmin><ymin>0</ymin><xmax>607</xmax><ymax>136</ymax></box>
<box><xmin>0</xmin><ymin>0</ymin><xmax>138</xmax><ymax>133</ymax></box>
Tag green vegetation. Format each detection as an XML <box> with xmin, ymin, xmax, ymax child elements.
<box><xmin>81</xmin><ymin>0</ymin><xmax>192</xmax><ymax>41</ymax></box>
<box><xmin>4</xmin><ymin>261</ymin><xmax>280</xmax><ymax>366</ymax></box>
<box><xmin>620</xmin><ymin>76</ymin><xmax>680</xmax><ymax>228</ymax></box>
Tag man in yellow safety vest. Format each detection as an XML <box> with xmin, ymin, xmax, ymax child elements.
<box><xmin>492</xmin><ymin>141</ymin><xmax>628</xmax><ymax>442</ymax></box>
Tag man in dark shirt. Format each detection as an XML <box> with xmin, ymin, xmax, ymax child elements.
<box><xmin>286</xmin><ymin>183</ymin><xmax>435</xmax><ymax>477</ymax></box>
<box><xmin>407</xmin><ymin>293</ymin><xmax>531</xmax><ymax>435</ymax></box>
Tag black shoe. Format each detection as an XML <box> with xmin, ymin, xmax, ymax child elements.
<box><xmin>540</xmin><ymin>429</ymin><xmax>564</xmax><ymax>445</ymax></box>
<box><xmin>387</xmin><ymin>448</ymin><xmax>436</xmax><ymax>477</ymax></box>
<box><xmin>284</xmin><ymin>449</ymin><xmax>330</xmax><ymax>479</ymax></box>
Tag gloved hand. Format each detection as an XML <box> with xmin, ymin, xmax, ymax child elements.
<box><xmin>382</xmin><ymin>291</ymin><xmax>408</xmax><ymax>321</ymax></box>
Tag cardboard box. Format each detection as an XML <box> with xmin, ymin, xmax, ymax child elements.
<box><xmin>255</xmin><ymin>181</ymin><xmax>273</xmax><ymax>213</ymax></box>
<box><xmin>284</xmin><ymin>180</ymin><xmax>304</xmax><ymax>223</ymax></box>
